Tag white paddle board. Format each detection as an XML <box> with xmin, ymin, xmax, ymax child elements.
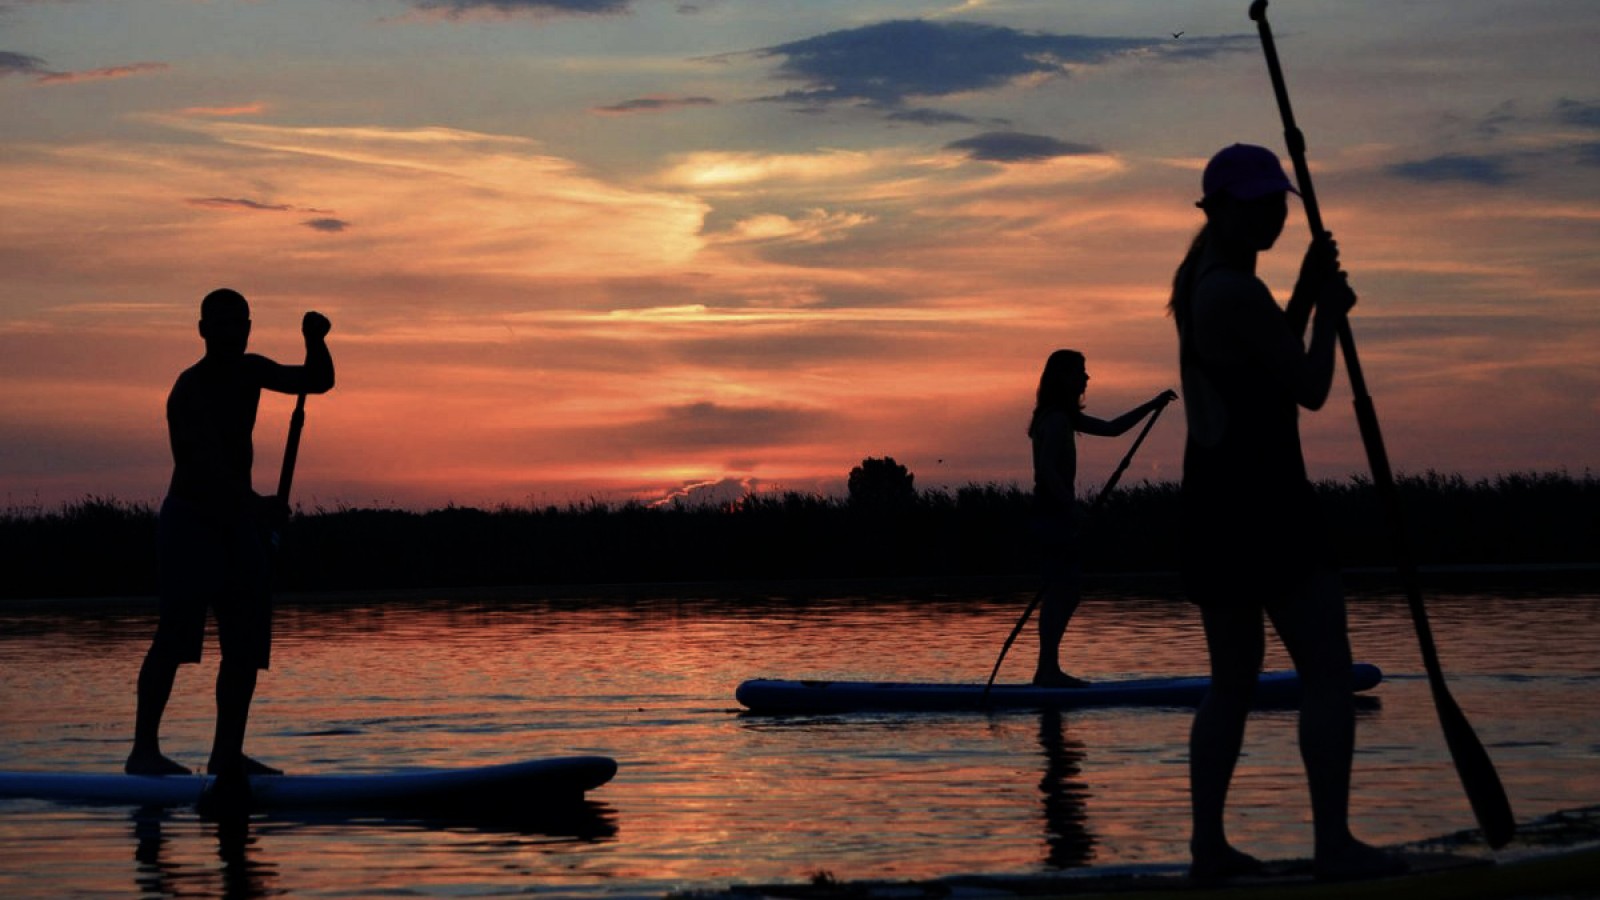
<box><xmin>0</xmin><ymin>755</ymin><xmax>617</xmax><ymax>812</ymax></box>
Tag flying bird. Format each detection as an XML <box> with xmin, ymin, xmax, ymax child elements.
<box><xmin>1172</xmin><ymin>31</ymin><xmax>1185</xmax><ymax>39</ymax></box>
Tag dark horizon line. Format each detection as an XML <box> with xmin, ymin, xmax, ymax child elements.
<box><xmin>2</xmin><ymin>466</ymin><xmax>1593</xmax><ymax>517</ymax></box>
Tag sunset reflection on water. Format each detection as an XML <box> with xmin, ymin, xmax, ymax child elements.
<box><xmin>1</xmin><ymin>587</ymin><xmax>1597</xmax><ymax>897</ymax></box>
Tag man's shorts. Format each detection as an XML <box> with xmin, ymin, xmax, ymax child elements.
<box><xmin>148</xmin><ymin>494</ymin><xmax>273</xmax><ymax>669</ymax></box>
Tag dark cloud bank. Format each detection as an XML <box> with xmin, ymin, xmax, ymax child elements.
<box><xmin>759</xmin><ymin>19</ymin><xmax>1252</xmax><ymax>110</ymax></box>
<box><xmin>1386</xmin><ymin>153</ymin><xmax>1515</xmax><ymax>186</ymax></box>
<box><xmin>946</xmin><ymin>130</ymin><xmax>1100</xmax><ymax>162</ymax></box>
<box><xmin>0</xmin><ymin>50</ymin><xmax>49</xmax><ymax>78</ymax></box>
<box><xmin>1387</xmin><ymin>98</ymin><xmax>1600</xmax><ymax>184</ymax></box>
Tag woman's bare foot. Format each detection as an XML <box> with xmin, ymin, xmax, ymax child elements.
<box><xmin>207</xmin><ymin>754</ymin><xmax>283</xmax><ymax>777</ymax></box>
<box><xmin>1314</xmin><ymin>838</ymin><xmax>1408</xmax><ymax>882</ymax></box>
<box><xmin>1032</xmin><ymin>669</ymin><xmax>1091</xmax><ymax>688</ymax></box>
<box><xmin>125</xmin><ymin>751</ymin><xmax>191</xmax><ymax>776</ymax></box>
<box><xmin>1189</xmin><ymin>843</ymin><xmax>1265</xmax><ymax>884</ymax></box>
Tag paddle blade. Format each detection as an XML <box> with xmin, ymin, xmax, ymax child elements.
<box><xmin>1433</xmin><ymin>683</ymin><xmax>1516</xmax><ymax>848</ymax></box>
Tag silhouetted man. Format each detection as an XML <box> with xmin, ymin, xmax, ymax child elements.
<box><xmin>127</xmin><ymin>288</ymin><xmax>334</xmax><ymax>800</ymax></box>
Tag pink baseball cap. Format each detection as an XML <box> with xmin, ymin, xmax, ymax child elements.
<box><xmin>1200</xmin><ymin>143</ymin><xmax>1300</xmax><ymax>203</ymax></box>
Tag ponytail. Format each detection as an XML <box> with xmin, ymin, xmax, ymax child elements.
<box><xmin>1168</xmin><ymin>224</ymin><xmax>1210</xmax><ymax>336</ymax></box>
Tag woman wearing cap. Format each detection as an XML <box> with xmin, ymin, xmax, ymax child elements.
<box><xmin>1169</xmin><ymin>144</ymin><xmax>1401</xmax><ymax>881</ymax></box>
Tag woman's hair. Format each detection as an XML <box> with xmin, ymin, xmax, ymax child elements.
<box><xmin>1167</xmin><ymin>223</ymin><xmax>1211</xmax><ymax>336</ymax></box>
<box><xmin>1028</xmin><ymin>349</ymin><xmax>1087</xmax><ymax>438</ymax></box>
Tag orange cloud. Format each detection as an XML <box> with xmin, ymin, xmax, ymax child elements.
<box><xmin>178</xmin><ymin>102</ymin><xmax>269</xmax><ymax>118</ymax></box>
<box><xmin>34</xmin><ymin>62</ymin><xmax>170</xmax><ymax>85</ymax></box>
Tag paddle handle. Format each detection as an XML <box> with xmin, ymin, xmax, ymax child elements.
<box><xmin>1250</xmin><ymin>0</ymin><xmax>1514</xmax><ymax>848</ymax></box>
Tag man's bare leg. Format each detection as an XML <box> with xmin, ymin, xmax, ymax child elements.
<box><xmin>126</xmin><ymin>652</ymin><xmax>192</xmax><ymax>776</ymax></box>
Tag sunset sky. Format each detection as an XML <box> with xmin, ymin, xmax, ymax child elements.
<box><xmin>3</xmin><ymin>0</ymin><xmax>1596</xmax><ymax>511</ymax></box>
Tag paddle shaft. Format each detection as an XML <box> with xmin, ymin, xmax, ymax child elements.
<box><xmin>1249</xmin><ymin>0</ymin><xmax>1514</xmax><ymax>848</ymax></box>
<box><xmin>277</xmin><ymin>393</ymin><xmax>308</xmax><ymax>504</ymax></box>
<box><xmin>982</xmin><ymin>401</ymin><xmax>1169</xmax><ymax>700</ymax></box>
<box><xmin>269</xmin><ymin>393</ymin><xmax>309</xmax><ymax>553</ymax></box>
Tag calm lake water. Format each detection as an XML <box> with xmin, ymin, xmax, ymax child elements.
<box><xmin>1</xmin><ymin>584</ymin><xmax>1597</xmax><ymax>898</ymax></box>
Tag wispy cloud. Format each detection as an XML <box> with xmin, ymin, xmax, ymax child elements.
<box><xmin>404</xmin><ymin>0</ymin><xmax>631</xmax><ymax>18</ymax></box>
<box><xmin>886</xmin><ymin>107</ymin><xmax>986</xmax><ymax>126</ymax></box>
<box><xmin>946</xmin><ymin>131</ymin><xmax>1100</xmax><ymax>163</ymax></box>
<box><xmin>303</xmin><ymin>217</ymin><xmax>351</xmax><ymax>233</ymax></box>
<box><xmin>33</xmin><ymin>61</ymin><xmax>169</xmax><ymax>85</ymax></box>
<box><xmin>148</xmin><ymin>120</ymin><xmax>712</xmax><ymax>279</ymax></box>
<box><xmin>1398</xmin><ymin>96</ymin><xmax>1600</xmax><ymax>183</ymax></box>
<box><xmin>178</xmin><ymin>102</ymin><xmax>268</xmax><ymax>118</ymax></box>
<box><xmin>656</xmin><ymin>148</ymin><xmax>904</xmax><ymax>190</ymax></box>
<box><xmin>186</xmin><ymin>196</ymin><xmax>334</xmax><ymax>215</ymax></box>
<box><xmin>592</xmin><ymin>94</ymin><xmax>716</xmax><ymax>115</ymax></box>
<box><xmin>1555</xmin><ymin>98</ymin><xmax>1600</xmax><ymax>130</ymax></box>
<box><xmin>1386</xmin><ymin>153</ymin><xmax>1515</xmax><ymax>186</ymax></box>
<box><xmin>713</xmin><ymin>209</ymin><xmax>873</xmax><ymax>246</ymax></box>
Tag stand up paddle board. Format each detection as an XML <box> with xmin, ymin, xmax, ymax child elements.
<box><xmin>736</xmin><ymin>664</ymin><xmax>1382</xmax><ymax>714</ymax></box>
<box><xmin>670</xmin><ymin>804</ymin><xmax>1600</xmax><ymax>899</ymax></box>
<box><xmin>0</xmin><ymin>755</ymin><xmax>616</xmax><ymax>812</ymax></box>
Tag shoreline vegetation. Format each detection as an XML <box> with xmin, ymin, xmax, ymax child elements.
<box><xmin>3</xmin><ymin>469</ymin><xmax>1595</xmax><ymax>602</ymax></box>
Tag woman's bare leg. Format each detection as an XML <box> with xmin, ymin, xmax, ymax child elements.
<box><xmin>1189</xmin><ymin>601</ymin><xmax>1266</xmax><ymax>879</ymax></box>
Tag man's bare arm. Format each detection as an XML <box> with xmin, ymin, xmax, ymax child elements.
<box><xmin>257</xmin><ymin>311</ymin><xmax>334</xmax><ymax>395</ymax></box>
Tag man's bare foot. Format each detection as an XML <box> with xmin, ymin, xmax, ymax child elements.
<box><xmin>1314</xmin><ymin>839</ymin><xmax>1407</xmax><ymax>882</ymax></box>
<box><xmin>1189</xmin><ymin>844</ymin><xmax>1266</xmax><ymax>884</ymax></box>
<box><xmin>1032</xmin><ymin>670</ymin><xmax>1091</xmax><ymax>688</ymax></box>
<box><xmin>125</xmin><ymin>751</ymin><xmax>191</xmax><ymax>776</ymax></box>
<box><xmin>206</xmin><ymin>755</ymin><xmax>283</xmax><ymax>777</ymax></box>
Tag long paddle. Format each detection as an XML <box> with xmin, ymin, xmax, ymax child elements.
<box><xmin>1249</xmin><ymin>0</ymin><xmax>1514</xmax><ymax>848</ymax></box>
<box><xmin>982</xmin><ymin>399</ymin><xmax>1170</xmax><ymax>702</ymax></box>
<box><xmin>277</xmin><ymin>393</ymin><xmax>307</xmax><ymax>503</ymax></box>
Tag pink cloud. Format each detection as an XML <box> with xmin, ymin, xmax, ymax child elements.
<box><xmin>178</xmin><ymin>102</ymin><xmax>269</xmax><ymax>118</ymax></box>
<box><xmin>34</xmin><ymin>62</ymin><xmax>170</xmax><ymax>86</ymax></box>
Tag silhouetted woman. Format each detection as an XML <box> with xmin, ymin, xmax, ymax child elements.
<box><xmin>1029</xmin><ymin>349</ymin><xmax>1173</xmax><ymax>687</ymax></box>
<box><xmin>1170</xmin><ymin>144</ymin><xmax>1400</xmax><ymax>881</ymax></box>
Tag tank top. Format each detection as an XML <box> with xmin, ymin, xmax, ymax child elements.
<box><xmin>1177</xmin><ymin>266</ymin><xmax>1324</xmax><ymax>601</ymax></box>
<box><xmin>1178</xmin><ymin>267</ymin><xmax>1310</xmax><ymax>510</ymax></box>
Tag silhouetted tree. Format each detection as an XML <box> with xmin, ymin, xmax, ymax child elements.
<box><xmin>848</xmin><ymin>456</ymin><xmax>917</xmax><ymax>509</ymax></box>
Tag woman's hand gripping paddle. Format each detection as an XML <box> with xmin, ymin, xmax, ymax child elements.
<box><xmin>1249</xmin><ymin>0</ymin><xmax>1514</xmax><ymax>848</ymax></box>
